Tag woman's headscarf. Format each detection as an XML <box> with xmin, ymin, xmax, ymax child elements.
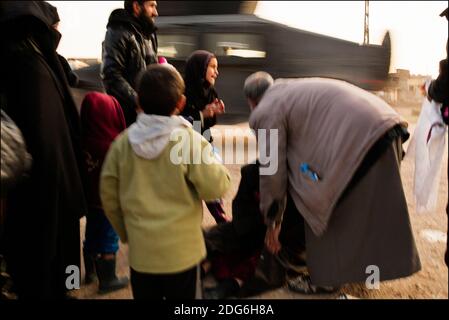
<box><xmin>0</xmin><ymin>1</ymin><xmax>62</xmax><ymax>50</ymax></box>
<box><xmin>40</xmin><ymin>1</ymin><xmax>60</xmax><ymax>26</ymax></box>
<box><xmin>0</xmin><ymin>1</ymin><xmax>58</xmax><ymax>27</ymax></box>
<box><xmin>184</xmin><ymin>50</ymin><xmax>219</xmax><ymax>111</ymax></box>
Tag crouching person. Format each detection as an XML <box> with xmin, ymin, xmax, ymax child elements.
<box><xmin>100</xmin><ymin>64</ymin><xmax>231</xmax><ymax>300</ymax></box>
<box><xmin>203</xmin><ymin>162</ymin><xmax>306</xmax><ymax>299</ymax></box>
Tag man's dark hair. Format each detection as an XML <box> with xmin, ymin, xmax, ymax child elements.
<box><xmin>124</xmin><ymin>1</ymin><xmax>146</xmax><ymax>14</ymax></box>
<box><xmin>137</xmin><ymin>65</ymin><xmax>185</xmax><ymax>116</ymax></box>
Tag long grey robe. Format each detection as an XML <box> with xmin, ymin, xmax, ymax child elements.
<box><xmin>249</xmin><ymin>78</ymin><xmax>420</xmax><ymax>286</ymax></box>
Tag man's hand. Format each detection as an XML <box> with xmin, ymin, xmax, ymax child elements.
<box><xmin>265</xmin><ymin>223</ymin><xmax>282</xmax><ymax>254</ymax></box>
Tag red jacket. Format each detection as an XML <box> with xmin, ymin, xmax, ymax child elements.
<box><xmin>80</xmin><ymin>92</ymin><xmax>126</xmax><ymax>209</ymax></box>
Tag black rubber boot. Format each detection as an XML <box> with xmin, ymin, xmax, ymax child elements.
<box><xmin>95</xmin><ymin>255</ymin><xmax>129</xmax><ymax>294</ymax></box>
<box><xmin>83</xmin><ymin>251</ymin><xmax>97</xmax><ymax>284</ymax></box>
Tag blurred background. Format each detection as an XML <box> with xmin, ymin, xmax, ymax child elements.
<box><xmin>49</xmin><ymin>1</ymin><xmax>448</xmax><ymax>118</ymax></box>
<box><xmin>49</xmin><ymin>1</ymin><xmax>447</xmax><ymax>77</ymax></box>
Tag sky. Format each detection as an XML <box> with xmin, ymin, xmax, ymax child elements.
<box><xmin>49</xmin><ymin>1</ymin><xmax>448</xmax><ymax>78</ymax></box>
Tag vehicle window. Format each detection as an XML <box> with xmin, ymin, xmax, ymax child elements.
<box><xmin>157</xmin><ymin>34</ymin><xmax>197</xmax><ymax>59</ymax></box>
<box><xmin>204</xmin><ymin>33</ymin><xmax>266</xmax><ymax>58</ymax></box>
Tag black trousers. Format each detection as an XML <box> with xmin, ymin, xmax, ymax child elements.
<box><xmin>130</xmin><ymin>265</ymin><xmax>198</xmax><ymax>300</ymax></box>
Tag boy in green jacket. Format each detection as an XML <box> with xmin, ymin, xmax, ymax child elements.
<box><xmin>100</xmin><ymin>64</ymin><xmax>231</xmax><ymax>299</ymax></box>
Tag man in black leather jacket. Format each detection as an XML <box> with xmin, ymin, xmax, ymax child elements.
<box><xmin>101</xmin><ymin>1</ymin><xmax>158</xmax><ymax>126</ymax></box>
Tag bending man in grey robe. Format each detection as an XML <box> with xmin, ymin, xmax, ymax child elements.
<box><xmin>244</xmin><ymin>72</ymin><xmax>421</xmax><ymax>290</ymax></box>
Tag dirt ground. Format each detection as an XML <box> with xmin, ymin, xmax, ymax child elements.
<box><xmin>73</xmin><ymin>101</ymin><xmax>448</xmax><ymax>300</ymax></box>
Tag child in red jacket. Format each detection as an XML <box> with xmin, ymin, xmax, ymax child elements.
<box><xmin>80</xmin><ymin>92</ymin><xmax>129</xmax><ymax>293</ymax></box>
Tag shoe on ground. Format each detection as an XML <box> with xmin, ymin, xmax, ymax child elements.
<box><xmin>287</xmin><ymin>273</ymin><xmax>340</xmax><ymax>295</ymax></box>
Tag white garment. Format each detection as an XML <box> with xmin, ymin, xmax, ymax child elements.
<box><xmin>128</xmin><ymin>113</ymin><xmax>192</xmax><ymax>160</ymax></box>
<box><xmin>405</xmin><ymin>97</ymin><xmax>447</xmax><ymax>214</ymax></box>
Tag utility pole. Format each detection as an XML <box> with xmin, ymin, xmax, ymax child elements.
<box><xmin>364</xmin><ymin>0</ymin><xmax>370</xmax><ymax>45</ymax></box>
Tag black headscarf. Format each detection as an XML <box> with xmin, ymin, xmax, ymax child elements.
<box><xmin>0</xmin><ymin>1</ymin><xmax>62</xmax><ymax>52</ymax></box>
<box><xmin>184</xmin><ymin>50</ymin><xmax>219</xmax><ymax>112</ymax></box>
<box><xmin>0</xmin><ymin>1</ymin><xmax>59</xmax><ymax>29</ymax></box>
<box><xmin>41</xmin><ymin>1</ymin><xmax>60</xmax><ymax>25</ymax></box>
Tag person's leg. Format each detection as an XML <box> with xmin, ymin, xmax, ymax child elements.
<box><xmin>86</xmin><ymin>208</ymin><xmax>128</xmax><ymax>292</ymax></box>
<box><xmin>95</xmin><ymin>255</ymin><xmax>129</xmax><ymax>294</ymax></box>
<box><xmin>83</xmin><ymin>209</ymin><xmax>99</xmax><ymax>284</ymax></box>
<box><xmin>130</xmin><ymin>268</ymin><xmax>163</xmax><ymax>299</ymax></box>
<box><xmin>96</xmin><ymin>208</ymin><xmax>120</xmax><ymax>255</ymax></box>
<box><xmin>279</xmin><ymin>194</ymin><xmax>306</xmax><ymax>251</ymax></box>
<box><xmin>277</xmin><ymin>201</ymin><xmax>339</xmax><ymax>295</ymax></box>
<box><xmin>278</xmin><ymin>194</ymin><xmax>307</xmax><ymax>274</ymax></box>
<box><xmin>162</xmin><ymin>265</ymin><xmax>199</xmax><ymax>299</ymax></box>
<box><xmin>84</xmin><ymin>207</ymin><xmax>120</xmax><ymax>257</ymax></box>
